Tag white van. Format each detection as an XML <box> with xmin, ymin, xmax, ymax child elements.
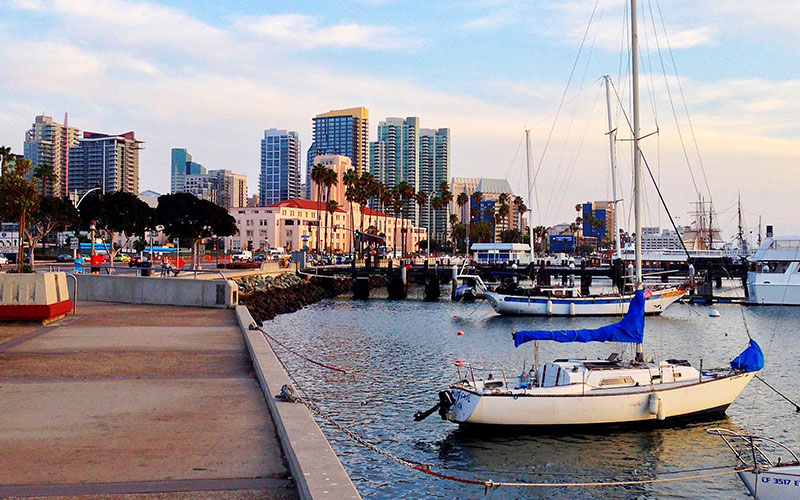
<box><xmin>231</xmin><ymin>250</ymin><xmax>252</xmax><ymax>262</ymax></box>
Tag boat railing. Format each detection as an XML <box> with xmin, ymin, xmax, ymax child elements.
<box><xmin>454</xmin><ymin>361</ymin><xmax>508</xmax><ymax>390</ymax></box>
<box><xmin>707</xmin><ymin>428</ymin><xmax>800</xmax><ymax>470</ymax></box>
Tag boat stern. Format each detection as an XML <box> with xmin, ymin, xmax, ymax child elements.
<box><xmin>445</xmin><ymin>386</ymin><xmax>481</xmax><ymax>423</ymax></box>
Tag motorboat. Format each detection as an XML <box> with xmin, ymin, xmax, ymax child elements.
<box><xmin>747</xmin><ymin>235</ymin><xmax>800</xmax><ymax>305</ymax></box>
<box><xmin>708</xmin><ymin>428</ymin><xmax>800</xmax><ymax>500</ymax></box>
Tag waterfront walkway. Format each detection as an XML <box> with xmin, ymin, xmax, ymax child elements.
<box><xmin>0</xmin><ymin>302</ymin><xmax>297</xmax><ymax>500</ymax></box>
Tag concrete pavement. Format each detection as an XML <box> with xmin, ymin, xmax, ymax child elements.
<box><xmin>0</xmin><ymin>303</ymin><xmax>298</xmax><ymax>499</ymax></box>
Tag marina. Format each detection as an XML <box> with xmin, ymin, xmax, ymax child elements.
<box><xmin>263</xmin><ymin>284</ymin><xmax>800</xmax><ymax>498</ymax></box>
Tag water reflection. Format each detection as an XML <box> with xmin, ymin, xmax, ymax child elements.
<box><xmin>264</xmin><ymin>285</ymin><xmax>798</xmax><ymax>499</ymax></box>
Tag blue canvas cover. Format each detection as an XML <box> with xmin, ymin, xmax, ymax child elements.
<box><xmin>730</xmin><ymin>339</ymin><xmax>764</xmax><ymax>373</ymax></box>
<box><xmin>513</xmin><ymin>290</ymin><xmax>645</xmax><ymax>347</ymax></box>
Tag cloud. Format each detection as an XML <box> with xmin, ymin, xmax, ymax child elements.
<box><xmin>233</xmin><ymin>14</ymin><xmax>415</xmax><ymax>50</ymax></box>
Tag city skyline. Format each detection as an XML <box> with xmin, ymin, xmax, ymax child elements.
<box><xmin>1</xmin><ymin>0</ymin><xmax>799</xmax><ymax>239</ymax></box>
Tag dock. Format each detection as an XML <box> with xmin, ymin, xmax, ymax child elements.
<box><xmin>0</xmin><ymin>298</ymin><xmax>360</xmax><ymax>499</ymax></box>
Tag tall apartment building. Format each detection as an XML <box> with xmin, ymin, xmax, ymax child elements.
<box><xmin>184</xmin><ymin>169</ymin><xmax>247</xmax><ymax>208</ymax></box>
<box><xmin>581</xmin><ymin>201</ymin><xmax>615</xmax><ymax>243</ymax></box>
<box><xmin>67</xmin><ymin>131</ymin><xmax>142</xmax><ymax>195</ymax></box>
<box><xmin>260</xmin><ymin>129</ymin><xmax>300</xmax><ymax>206</ymax></box>
<box><xmin>171</xmin><ymin>148</ymin><xmax>206</xmax><ymax>194</ymax></box>
<box><xmin>305</xmin><ymin>107</ymin><xmax>369</xmax><ymax>198</ymax></box>
<box><xmin>370</xmin><ymin>117</ymin><xmax>420</xmax><ymax>223</ymax></box>
<box><xmin>23</xmin><ymin>115</ymin><xmax>80</xmax><ymax>197</ymax></box>
<box><xmin>419</xmin><ymin>128</ymin><xmax>450</xmax><ymax>241</ymax></box>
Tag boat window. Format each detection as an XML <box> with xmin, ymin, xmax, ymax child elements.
<box><xmin>599</xmin><ymin>376</ymin><xmax>634</xmax><ymax>387</ymax></box>
<box><xmin>774</xmin><ymin>240</ymin><xmax>800</xmax><ymax>250</ymax></box>
<box><xmin>760</xmin><ymin>261</ymin><xmax>791</xmax><ymax>274</ymax></box>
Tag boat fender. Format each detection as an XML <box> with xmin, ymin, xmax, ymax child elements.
<box><xmin>569</xmin><ymin>303</ymin><xmax>576</xmax><ymax>316</ymax></box>
<box><xmin>547</xmin><ymin>300</ymin><xmax>553</xmax><ymax>315</ymax></box>
<box><xmin>648</xmin><ymin>392</ymin><xmax>660</xmax><ymax>415</ymax></box>
<box><xmin>657</xmin><ymin>399</ymin><xmax>666</xmax><ymax>421</ymax></box>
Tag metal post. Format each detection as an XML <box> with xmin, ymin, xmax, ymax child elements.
<box><xmin>525</xmin><ymin>130</ymin><xmax>535</xmax><ymax>262</ymax></box>
<box><xmin>632</xmin><ymin>0</ymin><xmax>644</xmax><ymax>361</ymax></box>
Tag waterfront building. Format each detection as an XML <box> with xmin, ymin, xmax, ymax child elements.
<box><xmin>306</xmin><ymin>107</ymin><xmax>369</xmax><ymax>199</ymax></box>
<box><xmin>309</xmin><ymin>154</ymin><xmax>350</xmax><ymax>207</ymax></box>
<box><xmin>419</xmin><ymin>127</ymin><xmax>450</xmax><ymax>242</ymax></box>
<box><xmin>260</xmin><ymin>129</ymin><xmax>300</xmax><ymax>206</ymax></box>
<box><xmin>225</xmin><ymin>199</ymin><xmax>426</xmax><ymax>254</ymax></box>
<box><xmin>181</xmin><ymin>168</ymin><xmax>247</xmax><ymax>208</ymax></box>
<box><xmin>641</xmin><ymin>226</ymin><xmax>684</xmax><ymax>251</ymax></box>
<box><xmin>68</xmin><ymin>131</ymin><xmax>142</xmax><ymax>195</ymax></box>
<box><xmin>23</xmin><ymin>115</ymin><xmax>80</xmax><ymax>197</ymax></box>
<box><xmin>171</xmin><ymin>149</ymin><xmax>206</xmax><ymax>194</ymax></box>
<box><xmin>581</xmin><ymin>201</ymin><xmax>615</xmax><ymax>244</ymax></box>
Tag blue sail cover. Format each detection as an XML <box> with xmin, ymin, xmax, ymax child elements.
<box><xmin>513</xmin><ymin>290</ymin><xmax>645</xmax><ymax>347</ymax></box>
<box><xmin>730</xmin><ymin>339</ymin><xmax>764</xmax><ymax>373</ymax></box>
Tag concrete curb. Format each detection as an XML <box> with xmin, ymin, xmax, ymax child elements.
<box><xmin>235</xmin><ymin>305</ymin><xmax>362</xmax><ymax>500</ymax></box>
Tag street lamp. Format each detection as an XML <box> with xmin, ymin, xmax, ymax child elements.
<box><xmin>75</xmin><ymin>186</ymin><xmax>101</xmax><ymax>208</ymax></box>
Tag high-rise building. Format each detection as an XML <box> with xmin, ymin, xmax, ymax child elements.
<box><xmin>260</xmin><ymin>129</ymin><xmax>300</xmax><ymax>206</ymax></box>
<box><xmin>581</xmin><ymin>201</ymin><xmax>615</xmax><ymax>242</ymax></box>
<box><xmin>306</xmin><ymin>107</ymin><xmax>369</xmax><ymax>198</ymax></box>
<box><xmin>185</xmin><ymin>169</ymin><xmax>247</xmax><ymax>208</ymax></box>
<box><xmin>23</xmin><ymin>115</ymin><xmax>80</xmax><ymax>197</ymax></box>
<box><xmin>68</xmin><ymin>131</ymin><xmax>142</xmax><ymax>195</ymax></box>
<box><xmin>171</xmin><ymin>148</ymin><xmax>206</xmax><ymax>194</ymax></box>
<box><xmin>419</xmin><ymin>128</ymin><xmax>450</xmax><ymax>241</ymax></box>
<box><xmin>370</xmin><ymin>117</ymin><xmax>420</xmax><ymax>223</ymax></box>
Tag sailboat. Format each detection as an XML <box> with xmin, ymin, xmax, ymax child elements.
<box><xmin>480</xmin><ymin>77</ymin><xmax>690</xmax><ymax>316</ymax></box>
<box><xmin>426</xmin><ymin>0</ymin><xmax>761</xmax><ymax>427</ymax></box>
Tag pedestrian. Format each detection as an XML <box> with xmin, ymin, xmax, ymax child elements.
<box><xmin>73</xmin><ymin>254</ymin><xmax>85</xmax><ymax>274</ymax></box>
<box><xmin>160</xmin><ymin>258</ymin><xmax>168</xmax><ymax>277</ymax></box>
<box><xmin>89</xmin><ymin>252</ymin><xmax>102</xmax><ymax>274</ymax></box>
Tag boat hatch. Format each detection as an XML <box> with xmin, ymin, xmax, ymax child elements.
<box><xmin>599</xmin><ymin>376</ymin><xmax>635</xmax><ymax>387</ymax></box>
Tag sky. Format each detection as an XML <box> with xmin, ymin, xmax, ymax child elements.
<box><xmin>1</xmin><ymin>0</ymin><xmax>799</xmax><ymax>243</ymax></box>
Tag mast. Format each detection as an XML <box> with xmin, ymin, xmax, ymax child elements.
<box><xmin>737</xmin><ymin>193</ymin><xmax>745</xmax><ymax>252</ymax></box>
<box><xmin>525</xmin><ymin>129</ymin><xmax>536</xmax><ymax>262</ymax></box>
<box><xmin>604</xmin><ymin>75</ymin><xmax>622</xmax><ymax>259</ymax></box>
<box><xmin>632</xmin><ymin>0</ymin><xmax>644</xmax><ymax>360</ymax></box>
<box><xmin>632</xmin><ymin>0</ymin><xmax>642</xmax><ymax>290</ymax></box>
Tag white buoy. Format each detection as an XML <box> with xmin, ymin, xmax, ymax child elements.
<box><xmin>709</xmin><ymin>309</ymin><xmax>721</xmax><ymax>317</ymax></box>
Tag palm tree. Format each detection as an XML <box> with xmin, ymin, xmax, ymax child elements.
<box><xmin>343</xmin><ymin>169</ymin><xmax>359</xmax><ymax>253</ymax></box>
<box><xmin>456</xmin><ymin>192</ymin><xmax>469</xmax><ymax>223</ymax></box>
<box><xmin>415</xmin><ymin>190</ymin><xmax>428</xmax><ymax>252</ymax></box>
<box><xmin>498</xmin><ymin>193</ymin><xmax>510</xmax><ymax>237</ymax></box>
<box><xmin>391</xmin><ymin>187</ymin><xmax>403</xmax><ymax>257</ymax></box>
<box><xmin>33</xmin><ymin>163</ymin><xmax>55</xmax><ymax>197</ymax></box>
<box><xmin>379</xmin><ymin>185</ymin><xmax>393</xmax><ymax>251</ymax></box>
<box><xmin>310</xmin><ymin>163</ymin><xmax>327</xmax><ymax>252</ymax></box>
<box><xmin>486</xmin><ymin>205</ymin><xmax>496</xmax><ymax>243</ymax></box>
<box><xmin>449</xmin><ymin>213</ymin><xmax>459</xmax><ymax>249</ymax></box>
<box><xmin>326</xmin><ymin>200</ymin><xmax>340</xmax><ymax>252</ymax></box>
<box><xmin>0</xmin><ymin>145</ymin><xmax>12</xmax><ymax>177</ymax></box>
<box><xmin>321</xmin><ymin>168</ymin><xmax>338</xmax><ymax>253</ymax></box>
<box><xmin>395</xmin><ymin>181</ymin><xmax>415</xmax><ymax>256</ymax></box>
<box><xmin>513</xmin><ymin>195</ymin><xmax>525</xmax><ymax>229</ymax></box>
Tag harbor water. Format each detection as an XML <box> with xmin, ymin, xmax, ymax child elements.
<box><xmin>263</xmin><ymin>281</ymin><xmax>800</xmax><ymax>499</ymax></box>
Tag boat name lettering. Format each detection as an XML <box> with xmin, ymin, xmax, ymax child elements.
<box><xmin>454</xmin><ymin>392</ymin><xmax>471</xmax><ymax>404</ymax></box>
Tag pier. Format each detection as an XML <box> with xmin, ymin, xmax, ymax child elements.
<box><xmin>0</xmin><ymin>275</ymin><xmax>361</xmax><ymax>500</ymax></box>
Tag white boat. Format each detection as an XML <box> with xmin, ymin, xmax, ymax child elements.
<box><xmin>420</xmin><ymin>0</ymin><xmax>762</xmax><ymax>429</ymax></box>
<box><xmin>708</xmin><ymin>428</ymin><xmax>800</xmax><ymax>500</ymax></box>
<box><xmin>747</xmin><ymin>236</ymin><xmax>800</xmax><ymax>305</ymax></box>
<box><xmin>483</xmin><ymin>284</ymin><xmax>685</xmax><ymax>316</ymax></box>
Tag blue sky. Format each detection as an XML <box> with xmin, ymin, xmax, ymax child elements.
<box><xmin>2</xmin><ymin>0</ymin><xmax>799</xmax><ymax>240</ymax></box>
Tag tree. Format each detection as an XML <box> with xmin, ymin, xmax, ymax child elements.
<box><xmin>310</xmin><ymin>163</ymin><xmax>327</xmax><ymax>252</ymax></box>
<box><xmin>343</xmin><ymin>169</ymin><xmax>359</xmax><ymax>254</ymax></box>
<box><xmin>0</xmin><ymin>158</ymin><xmax>40</xmax><ymax>272</ymax></box>
<box><xmin>156</xmin><ymin>193</ymin><xmax>237</xmax><ymax>270</ymax></box>
<box><xmin>391</xmin><ymin>187</ymin><xmax>403</xmax><ymax>257</ymax></box>
<box><xmin>24</xmin><ymin>197</ymin><xmax>79</xmax><ymax>266</ymax></box>
<box><xmin>79</xmin><ymin>191</ymin><xmax>157</xmax><ymax>268</ymax></box>
<box><xmin>326</xmin><ymin>199</ymin><xmax>340</xmax><ymax>252</ymax></box>
<box><xmin>395</xmin><ymin>181</ymin><xmax>415</xmax><ymax>256</ymax></box>
<box><xmin>0</xmin><ymin>145</ymin><xmax>12</xmax><ymax>177</ymax></box>
<box><xmin>33</xmin><ymin>163</ymin><xmax>55</xmax><ymax>197</ymax></box>
<box><xmin>321</xmin><ymin>168</ymin><xmax>338</xmax><ymax>253</ymax></box>
<box><xmin>456</xmin><ymin>192</ymin><xmax>469</xmax><ymax>224</ymax></box>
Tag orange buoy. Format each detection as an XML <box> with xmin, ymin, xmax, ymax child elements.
<box><xmin>457</xmin><ymin>330</ymin><xmax>464</xmax><ymax>336</ymax></box>
<box><xmin>455</xmin><ymin>360</ymin><xmax>464</xmax><ymax>366</ymax></box>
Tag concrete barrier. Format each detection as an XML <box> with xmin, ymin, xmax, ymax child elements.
<box><xmin>70</xmin><ymin>274</ymin><xmax>238</xmax><ymax>308</ymax></box>
<box><xmin>0</xmin><ymin>272</ymin><xmax>73</xmax><ymax>322</ymax></box>
<box><xmin>235</xmin><ymin>306</ymin><xmax>362</xmax><ymax>500</ymax></box>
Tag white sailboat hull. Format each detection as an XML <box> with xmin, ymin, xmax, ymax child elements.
<box><xmin>737</xmin><ymin>466</ymin><xmax>800</xmax><ymax>500</ymax></box>
<box><xmin>483</xmin><ymin>287</ymin><xmax>684</xmax><ymax>316</ymax></box>
<box><xmin>447</xmin><ymin>372</ymin><xmax>754</xmax><ymax>426</ymax></box>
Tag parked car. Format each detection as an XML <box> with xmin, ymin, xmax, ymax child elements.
<box><xmin>128</xmin><ymin>256</ymin><xmax>145</xmax><ymax>267</ymax></box>
<box><xmin>253</xmin><ymin>254</ymin><xmax>266</xmax><ymax>262</ymax></box>
<box><xmin>114</xmin><ymin>254</ymin><xmax>131</xmax><ymax>263</ymax></box>
<box><xmin>231</xmin><ymin>250</ymin><xmax>253</xmax><ymax>262</ymax></box>
<box><xmin>56</xmin><ymin>253</ymin><xmax>72</xmax><ymax>262</ymax></box>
